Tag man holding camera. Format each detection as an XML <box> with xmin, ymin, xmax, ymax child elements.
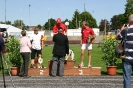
<box><xmin>0</xmin><ymin>32</ymin><xmax>7</xmax><ymax>53</ymax></box>
<box><xmin>116</xmin><ymin>14</ymin><xmax>133</xmax><ymax>88</ymax></box>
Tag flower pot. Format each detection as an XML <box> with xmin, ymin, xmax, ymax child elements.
<box><xmin>107</xmin><ymin>66</ymin><xmax>117</xmax><ymax>76</ymax></box>
<box><xmin>11</xmin><ymin>67</ymin><xmax>20</xmax><ymax>76</ymax></box>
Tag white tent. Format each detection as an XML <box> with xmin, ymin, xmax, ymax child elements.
<box><xmin>0</xmin><ymin>24</ymin><xmax>22</xmax><ymax>37</ymax></box>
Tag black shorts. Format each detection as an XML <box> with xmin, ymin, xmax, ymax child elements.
<box><xmin>31</xmin><ymin>49</ymin><xmax>41</xmax><ymax>59</ymax></box>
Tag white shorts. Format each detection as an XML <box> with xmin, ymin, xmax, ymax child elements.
<box><xmin>81</xmin><ymin>44</ymin><xmax>92</xmax><ymax>50</ymax></box>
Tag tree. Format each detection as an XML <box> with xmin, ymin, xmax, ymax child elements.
<box><xmin>99</xmin><ymin>19</ymin><xmax>110</xmax><ymax>32</ymax></box>
<box><xmin>37</xmin><ymin>24</ymin><xmax>42</xmax><ymax>30</ymax></box>
<box><xmin>80</xmin><ymin>11</ymin><xmax>98</xmax><ymax>28</ymax></box>
<box><xmin>0</xmin><ymin>21</ymin><xmax>12</xmax><ymax>25</ymax></box>
<box><xmin>43</xmin><ymin>18</ymin><xmax>56</xmax><ymax>30</ymax></box>
<box><xmin>13</xmin><ymin>20</ymin><xmax>25</xmax><ymax>27</ymax></box>
<box><xmin>123</xmin><ymin>0</ymin><xmax>133</xmax><ymax>23</ymax></box>
<box><xmin>70</xmin><ymin>9</ymin><xmax>81</xmax><ymax>29</ymax></box>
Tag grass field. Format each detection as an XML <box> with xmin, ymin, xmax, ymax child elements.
<box><xmin>42</xmin><ymin>44</ymin><xmax>123</xmax><ymax>75</ymax></box>
<box><xmin>1</xmin><ymin>44</ymin><xmax>123</xmax><ymax>75</ymax></box>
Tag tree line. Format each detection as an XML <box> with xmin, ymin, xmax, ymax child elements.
<box><xmin>0</xmin><ymin>0</ymin><xmax>132</xmax><ymax>32</ymax></box>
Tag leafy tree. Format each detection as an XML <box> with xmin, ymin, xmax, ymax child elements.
<box><xmin>124</xmin><ymin>0</ymin><xmax>133</xmax><ymax>23</ymax></box>
<box><xmin>99</xmin><ymin>19</ymin><xmax>110</xmax><ymax>32</ymax></box>
<box><xmin>0</xmin><ymin>21</ymin><xmax>12</xmax><ymax>25</ymax></box>
<box><xmin>13</xmin><ymin>20</ymin><xmax>25</xmax><ymax>27</ymax></box>
<box><xmin>80</xmin><ymin>11</ymin><xmax>98</xmax><ymax>28</ymax></box>
<box><xmin>43</xmin><ymin>18</ymin><xmax>56</xmax><ymax>30</ymax></box>
<box><xmin>37</xmin><ymin>24</ymin><xmax>42</xmax><ymax>30</ymax></box>
<box><xmin>71</xmin><ymin>10</ymin><xmax>81</xmax><ymax>29</ymax></box>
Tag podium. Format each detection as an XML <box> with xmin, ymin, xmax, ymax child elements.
<box><xmin>28</xmin><ymin>60</ymin><xmax>101</xmax><ymax>76</ymax></box>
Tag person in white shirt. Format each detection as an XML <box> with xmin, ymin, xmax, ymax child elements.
<box><xmin>30</xmin><ymin>27</ymin><xmax>44</xmax><ymax>68</ymax></box>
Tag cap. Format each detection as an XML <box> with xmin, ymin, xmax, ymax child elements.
<box><xmin>56</xmin><ymin>18</ymin><xmax>61</xmax><ymax>23</ymax></box>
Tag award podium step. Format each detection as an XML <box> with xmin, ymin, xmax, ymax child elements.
<box><xmin>28</xmin><ymin>60</ymin><xmax>101</xmax><ymax>76</ymax></box>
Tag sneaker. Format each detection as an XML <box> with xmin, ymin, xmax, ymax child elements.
<box><xmin>88</xmin><ymin>65</ymin><xmax>92</xmax><ymax>68</ymax></box>
<box><xmin>79</xmin><ymin>63</ymin><xmax>84</xmax><ymax>67</ymax></box>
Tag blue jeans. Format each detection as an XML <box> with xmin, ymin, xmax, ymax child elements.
<box><xmin>122</xmin><ymin>60</ymin><xmax>133</xmax><ymax>88</ymax></box>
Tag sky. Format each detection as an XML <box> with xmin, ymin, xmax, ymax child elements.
<box><xmin>0</xmin><ymin>0</ymin><xmax>127</xmax><ymax>26</ymax></box>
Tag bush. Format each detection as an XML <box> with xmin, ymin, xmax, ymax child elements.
<box><xmin>5</xmin><ymin>36</ymin><xmax>22</xmax><ymax>67</ymax></box>
<box><xmin>98</xmin><ymin>35</ymin><xmax>120</xmax><ymax>66</ymax></box>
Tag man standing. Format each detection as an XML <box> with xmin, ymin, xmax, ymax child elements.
<box><xmin>52</xmin><ymin>18</ymin><xmax>68</xmax><ymax>36</ymax></box>
<box><xmin>51</xmin><ymin>27</ymin><xmax>69</xmax><ymax>77</ymax></box>
<box><xmin>80</xmin><ymin>21</ymin><xmax>96</xmax><ymax>68</ymax></box>
<box><xmin>30</xmin><ymin>27</ymin><xmax>44</xmax><ymax>68</ymax></box>
<box><xmin>116</xmin><ymin>14</ymin><xmax>133</xmax><ymax>88</ymax></box>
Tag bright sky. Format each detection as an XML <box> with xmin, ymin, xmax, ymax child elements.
<box><xmin>0</xmin><ymin>0</ymin><xmax>126</xmax><ymax>26</ymax></box>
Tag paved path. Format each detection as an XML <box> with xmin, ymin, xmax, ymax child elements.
<box><xmin>0</xmin><ymin>75</ymin><xmax>132</xmax><ymax>88</ymax></box>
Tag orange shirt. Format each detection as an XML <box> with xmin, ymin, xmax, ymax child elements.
<box><xmin>52</xmin><ymin>23</ymin><xmax>67</xmax><ymax>35</ymax></box>
<box><xmin>81</xmin><ymin>27</ymin><xmax>94</xmax><ymax>44</ymax></box>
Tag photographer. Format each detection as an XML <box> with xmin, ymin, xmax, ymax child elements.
<box><xmin>0</xmin><ymin>32</ymin><xmax>7</xmax><ymax>53</ymax></box>
<box><xmin>116</xmin><ymin>14</ymin><xmax>133</xmax><ymax>88</ymax></box>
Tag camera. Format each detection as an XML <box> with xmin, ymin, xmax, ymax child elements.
<box><xmin>124</xmin><ymin>24</ymin><xmax>127</xmax><ymax>27</ymax></box>
<box><xmin>0</xmin><ymin>28</ymin><xmax>8</xmax><ymax>38</ymax></box>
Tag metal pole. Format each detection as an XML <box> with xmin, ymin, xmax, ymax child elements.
<box><xmin>79</xmin><ymin>21</ymin><xmax>81</xmax><ymax>29</ymax></box>
<box><xmin>104</xmin><ymin>19</ymin><xmax>106</xmax><ymax>39</ymax></box>
<box><xmin>29</xmin><ymin>4</ymin><xmax>31</xmax><ymax>30</ymax></box>
<box><xmin>5</xmin><ymin>0</ymin><xmax>6</xmax><ymax>24</ymax></box>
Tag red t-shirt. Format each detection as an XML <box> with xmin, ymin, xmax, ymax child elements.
<box><xmin>81</xmin><ymin>27</ymin><xmax>94</xmax><ymax>44</ymax></box>
<box><xmin>52</xmin><ymin>23</ymin><xmax>67</xmax><ymax>34</ymax></box>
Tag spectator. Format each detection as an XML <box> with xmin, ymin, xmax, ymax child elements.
<box><xmin>80</xmin><ymin>21</ymin><xmax>96</xmax><ymax>68</ymax></box>
<box><xmin>116</xmin><ymin>14</ymin><xmax>133</xmax><ymax>88</ymax></box>
<box><xmin>30</xmin><ymin>27</ymin><xmax>44</xmax><ymax>68</ymax></box>
<box><xmin>19</xmin><ymin>30</ymin><xmax>31</xmax><ymax>78</ymax></box>
<box><xmin>51</xmin><ymin>27</ymin><xmax>69</xmax><ymax>77</ymax></box>
<box><xmin>52</xmin><ymin>18</ymin><xmax>68</xmax><ymax>36</ymax></box>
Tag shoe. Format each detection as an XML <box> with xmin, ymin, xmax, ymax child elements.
<box><xmin>50</xmin><ymin>75</ymin><xmax>56</xmax><ymax>77</ymax></box>
<box><xmin>88</xmin><ymin>65</ymin><xmax>92</xmax><ymax>68</ymax></box>
<box><xmin>78</xmin><ymin>63</ymin><xmax>84</xmax><ymax>68</ymax></box>
<box><xmin>23</xmin><ymin>75</ymin><xmax>31</xmax><ymax>78</ymax></box>
<box><xmin>120</xmin><ymin>55</ymin><xmax>126</xmax><ymax>59</ymax></box>
<box><xmin>19</xmin><ymin>73</ymin><xmax>24</xmax><ymax>77</ymax></box>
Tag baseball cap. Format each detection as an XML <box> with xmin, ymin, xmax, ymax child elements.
<box><xmin>56</xmin><ymin>18</ymin><xmax>61</xmax><ymax>23</ymax></box>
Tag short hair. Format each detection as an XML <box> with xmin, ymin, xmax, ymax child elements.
<box><xmin>129</xmin><ymin>14</ymin><xmax>133</xmax><ymax>23</ymax></box>
<box><xmin>34</xmin><ymin>27</ymin><xmax>39</xmax><ymax>31</ymax></box>
<box><xmin>82</xmin><ymin>21</ymin><xmax>89</xmax><ymax>26</ymax></box>
<box><xmin>21</xmin><ymin>30</ymin><xmax>26</xmax><ymax>36</ymax></box>
<box><xmin>58</xmin><ymin>27</ymin><xmax>63</xmax><ymax>33</ymax></box>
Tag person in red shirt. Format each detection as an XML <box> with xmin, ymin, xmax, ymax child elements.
<box><xmin>52</xmin><ymin>18</ymin><xmax>68</xmax><ymax>36</ymax></box>
<box><xmin>80</xmin><ymin>21</ymin><xmax>96</xmax><ymax>68</ymax></box>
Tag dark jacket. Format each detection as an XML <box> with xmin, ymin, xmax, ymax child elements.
<box><xmin>52</xmin><ymin>33</ymin><xmax>69</xmax><ymax>56</ymax></box>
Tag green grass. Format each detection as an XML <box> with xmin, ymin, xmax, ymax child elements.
<box><xmin>1</xmin><ymin>44</ymin><xmax>123</xmax><ymax>75</ymax></box>
<box><xmin>42</xmin><ymin>44</ymin><xmax>123</xmax><ymax>75</ymax></box>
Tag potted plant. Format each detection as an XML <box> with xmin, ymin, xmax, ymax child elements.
<box><xmin>98</xmin><ymin>35</ymin><xmax>120</xmax><ymax>75</ymax></box>
<box><xmin>5</xmin><ymin>36</ymin><xmax>22</xmax><ymax>75</ymax></box>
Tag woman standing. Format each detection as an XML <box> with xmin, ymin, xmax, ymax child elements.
<box><xmin>19</xmin><ymin>30</ymin><xmax>31</xmax><ymax>78</ymax></box>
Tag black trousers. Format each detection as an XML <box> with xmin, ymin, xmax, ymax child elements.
<box><xmin>51</xmin><ymin>55</ymin><xmax>65</xmax><ymax>76</ymax></box>
<box><xmin>20</xmin><ymin>52</ymin><xmax>30</xmax><ymax>76</ymax></box>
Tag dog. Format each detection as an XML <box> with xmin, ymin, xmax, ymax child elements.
<box><xmin>88</xmin><ymin>34</ymin><xmax>95</xmax><ymax>44</ymax></box>
<box><xmin>34</xmin><ymin>54</ymin><xmax>44</xmax><ymax>68</ymax></box>
<box><xmin>65</xmin><ymin>49</ymin><xmax>74</xmax><ymax>60</ymax></box>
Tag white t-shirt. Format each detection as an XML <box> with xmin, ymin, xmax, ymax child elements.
<box><xmin>30</xmin><ymin>33</ymin><xmax>42</xmax><ymax>50</ymax></box>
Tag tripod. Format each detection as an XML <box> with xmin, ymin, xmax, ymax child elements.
<box><xmin>0</xmin><ymin>54</ymin><xmax>16</xmax><ymax>88</ymax></box>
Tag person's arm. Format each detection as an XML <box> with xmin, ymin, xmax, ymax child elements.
<box><xmin>0</xmin><ymin>36</ymin><xmax>7</xmax><ymax>53</ymax></box>
<box><xmin>116</xmin><ymin>24</ymin><xmax>125</xmax><ymax>40</ymax></box>
<box><xmin>52</xmin><ymin>25</ymin><xmax>58</xmax><ymax>35</ymax></box>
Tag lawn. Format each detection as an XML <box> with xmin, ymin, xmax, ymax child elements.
<box><xmin>42</xmin><ymin>44</ymin><xmax>123</xmax><ymax>75</ymax></box>
<box><xmin>1</xmin><ymin>44</ymin><xmax>123</xmax><ymax>75</ymax></box>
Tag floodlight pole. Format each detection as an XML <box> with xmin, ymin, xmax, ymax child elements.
<box><xmin>29</xmin><ymin>4</ymin><xmax>31</xmax><ymax>30</ymax></box>
<box><xmin>5</xmin><ymin>0</ymin><xmax>6</xmax><ymax>24</ymax></box>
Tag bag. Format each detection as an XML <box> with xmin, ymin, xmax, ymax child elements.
<box><xmin>115</xmin><ymin>43</ymin><xmax>124</xmax><ymax>58</ymax></box>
